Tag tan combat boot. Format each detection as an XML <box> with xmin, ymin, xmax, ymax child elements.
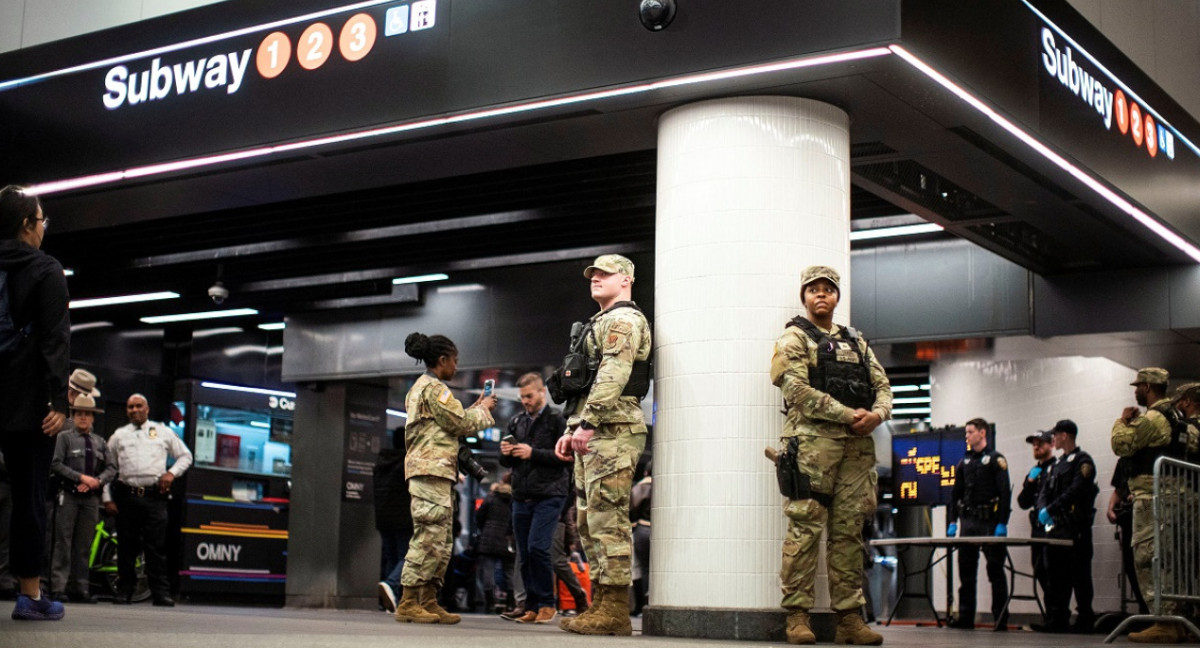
<box><xmin>394</xmin><ymin>586</ymin><xmax>439</xmax><ymax>623</ymax></box>
<box><xmin>834</xmin><ymin>609</ymin><xmax>883</xmax><ymax>645</ymax></box>
<box><xmin>786</xmin><ymin>609</ymin><xmax>816</xmax><ymax>645</ymax></box>
<box><xmin>419</xmin><ymin>583</ymin><xmax>461</xmax><ymax>624</ymax></box>
<box><xmin>566</xmin><ymin>584</ymin><xmax>633</xmax><ymax>636</ymax></box>
<box><xmin>1128</xmin><ymin>622</ymin><xmax>1184</xmax><ymax>644</ymax></box>
<box><xmin>560</xmin><ymin>586</ymin><xmax>603</xmax><ymax>632</ymax></box>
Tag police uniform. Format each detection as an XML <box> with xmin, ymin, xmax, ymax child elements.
<box><xmin>107</xmin><ymin>417</ymin><xmax>192</xmax><ymax>603</ymax></box>
<box><xmin>1036</xmin><ymin>443</ymin><xmax>1098</xmax><ymax>631</ymax></box>
<box><xmin>947</xmin><ymin>444</ymin><xmax>1011</xmax><ymax>627</ymax></box>
<box><xmin>1016</xmin><ymin>434</ymin><xmax>1054</xmax><ymax>594</ymax></box>
<box><xmin>770</xmin><ymin>266</ymin><xmax>892</xmax><ymax>635</ymax></box>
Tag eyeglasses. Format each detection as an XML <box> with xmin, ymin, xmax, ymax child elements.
<box><xmin>35</xmin><ymin>216</ymin><xmax>49</xmax><ymax>230</ymax></box>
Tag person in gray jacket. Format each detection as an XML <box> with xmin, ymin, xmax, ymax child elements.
<box><xmin>49</xmin><ymin>395</ymin><xmax>114</xmax><ymax>603</ymax></box>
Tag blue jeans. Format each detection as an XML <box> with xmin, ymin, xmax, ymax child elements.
<box><xmin>380</xmin><ymin>529</ymin><xmax>413</xmax><ymax>591</ymax></box>
<box><xmin>512</xmin><ymin>496</ymin><xmax>564</xmax><ymax>610</ymax></box>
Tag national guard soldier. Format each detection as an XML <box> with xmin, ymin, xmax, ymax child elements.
<box><xmin>553</xmin><ymin>254</ymin><xmax>651</xmax><ymax>636</ymax></box>
<box><xmin>1113</xmin><ymin>370</ymin><xmax>1199</xmax><ymax>643</ymax></box>
<box><xmin>1033</xmin><ymin>420</ymin><xmax>1098</xmax><ymax>634</ymax></box>
<box><xmin>769</xmin><ymin>265</ymin><xmax>892</xmax><ymax>645</ymax></box>
<box><xmin>946</xmin><ymin>418</ymin><xmax>1011</xmax><ymax>630</ymax></box>
<box><xmin>1016</xmin><ymin>430</ymin><xmax>1054</xmax><ymax>595</ymax></box>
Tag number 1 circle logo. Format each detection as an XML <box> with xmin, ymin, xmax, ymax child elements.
<box><xmin>257</xmin><ymin>32</ymin><xmax>292</xmax><ymax>79</ymax></box>
<box><xmin>299</xmin><ymin>22</ymin><xmax>334</xmax><ymax>70</ymax></box>
<box><xmin>340</xmin><ymin>14</ymin><xmax>377</xmax><ymax>62</ymax></box>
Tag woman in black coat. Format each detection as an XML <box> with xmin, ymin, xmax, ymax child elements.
<box><xmin>0</xmin><ymin>186</ymin><xmax>70</xmax><ymax>621</ymax></box>
<box><xmin>475</xmin><ymin>473</ymin><xmax>515</xmax><ymax>612</ymax></box>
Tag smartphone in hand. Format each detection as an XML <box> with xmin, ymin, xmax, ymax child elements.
<box><xmin>483</xmin><ymin>379</ymin><xmax>495</xmax><ymax>397</ymax></box>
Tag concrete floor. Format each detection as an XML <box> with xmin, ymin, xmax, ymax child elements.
<box><xmin>0</xmin><ymin>603</ymin><xmax>1144</xmax><ymax>648</ymax></box>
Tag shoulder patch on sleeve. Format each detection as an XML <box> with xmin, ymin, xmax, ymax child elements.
<box><xmin>438</xmin><ymin>388</ymin><xmax>452</xmax><ymax>404</ymax></box>
<box><xmin>1081</xmin><ymin>462</ymin><xmax>1093</xmax><ymax>478</ymax></box>
<box><xmin>996</xmin><ymin>456</ymin><xmax>1008</xmax><ymax>471</ymax></box>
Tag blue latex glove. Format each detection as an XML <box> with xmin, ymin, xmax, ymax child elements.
<box><xmin>1028</xmin><ymin>466</ymin><xmax>1042</xmax><ymax>480</ymax></box>
<box><xmin>947</xmin><ymin>523</ymin><xmax>958</xmax><ymax>537</ymax></box>
<box><xmin>1038</xmin><ymin>508</ymin><xmax>1053</xmax><ymax>526</ymax></box>
<box><xmin>994</xmin><ymin>523</ymin><xmax>1007</xmax><ymax>537</ymax></box>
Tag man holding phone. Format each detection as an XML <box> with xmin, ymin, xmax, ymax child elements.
<box><xmin>500</xmin><ymin>373</ymin><xmax>570</xmax><ymax>624</ymax></box>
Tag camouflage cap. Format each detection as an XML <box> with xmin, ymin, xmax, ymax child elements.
<box><xmin>800</xmin><ymin>265</ymin><xmax>840</xmax><ymax>291</ymax></box>
<box><xmin>1171</xmin><ymin>382</ymin><xmax>1200</xmax><ymax>402</ymax></box>
<box><xmin>584</xmin><ymin>254</ymin><xmax>635</xmax><ymax>282</ymax></box>
<box><xmin>1130</xmin><ymin>367</ymin><xmax>1169</xmax><ymax>386</ymax></box>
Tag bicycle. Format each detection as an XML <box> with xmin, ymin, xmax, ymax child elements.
<box><xmin>87</xmin><ymin>519</ymin><xmax>151</xmax><ymax>602</ymax></box>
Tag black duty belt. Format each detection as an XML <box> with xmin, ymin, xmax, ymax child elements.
<box><xmin>959</xmin><ymin>504</ymin><xmax>995</xmax><ymax>519</ymax></box>
<box><xmin>116</xmin><ymin>482</ymin><xmax>165</xmax><ymax>498</ymax></box>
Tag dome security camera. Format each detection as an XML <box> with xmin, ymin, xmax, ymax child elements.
<box><xmin>639</xmin><ymin>0</ymin><xmax>676</xmax><ymax>31</ymax></box>
<box><xmin>207</xmin><ymin>281</ymin><xmax>229</xmax><ymax>305</ymax></box>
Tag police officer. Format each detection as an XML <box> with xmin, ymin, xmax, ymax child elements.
<box><xmin>1033</xmin><ymin>420</ymin><xmax>1098</xmax><ymax>633</ymax></box>
<box><xmin>1111</xmin><ymin>368</ymin><xmax>1200</xmax><ymax>643</ymax></box>
<box><xmin>769</xmin><ymin>265</ymin><xmax>892</xmax><ymax>645</ymax></box>
<box><xmin>554</xmin><ymin>254</ymin><xmax>651</xmax><ymax>637</ymax></box>
<box><xmin>946</xmin><ymin>418</ymin><xmax>1011</xmax><ymax>630</ymax></box>
<box><xmin>1016</xmin><ymin>430</ymin><xmax>1054</xmax><ymax>595</ymax></box>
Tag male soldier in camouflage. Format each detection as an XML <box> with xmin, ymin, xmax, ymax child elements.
<box><xmin>554</xmin><ymin>254</ymin><xmax>651</xmax><ymax>636</ymax></box>
<box><xmin>1111</xmin><ymin>368</ymin><xmax>1200</xmax><ymax>643</ymax></box>
<box><xmin>770</xmin><ymin>266</ymin><xmax>892</xmax><ymax>645</ymax></box>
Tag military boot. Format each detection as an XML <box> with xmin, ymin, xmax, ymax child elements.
<box><xmin>786</xmin><ymin>609</ymin><xmax>817</xmax><ymax>645</ymax></box>
<box><xmin>394</xmin><ymin>586</ymin><xmax>439</xmax><ymax>623</ymax></box>
<box><xmin>1128</xmin><ymin>622</ymin><xmax>1184</xmax><ymax>644</ymax></box>
<box><xmin>561</xmin><ymin>586</ymin><xmax>603</xmax><ymax>632</ymax></box>
<box><xmin>420</xmin><ymin>584</ymin><xmax>461</xmax><ymax>624</ymax></box>
<box><xmin>834</xmin><ymin>609</ymin><xmax>883</xmax><ymax>645</ymax></box>
<box><xmin>566</xmin><ymin>584</ymin><xmax>633</xmax><ymax>636</ymax></box>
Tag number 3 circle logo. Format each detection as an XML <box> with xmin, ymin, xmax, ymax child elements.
<box><xmin>340</xmin><ymin>14</ymin><xmax>377</xmax><ymax>62</ymax></box>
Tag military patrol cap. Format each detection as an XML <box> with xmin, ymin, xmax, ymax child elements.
<box><xmin>800</xmin><ymin>265</ymin><xmax>840</xmax><ymax>292</ymax></box>
<box><xmin>69</xmin><ymin>394</ymin><xmax>103</xmax><ymax>413</ymax></box>
<box><xmin>1050</xmin><ymin>419</ymin><xmax>1078</xmax><ymax>436</ymax></box>
<box><xmin>1171</xmin><ymin>382</ymin><xmax>1200</xmax><ymax>402</ymax></box>
<box><xmin>1025</xmin><ymin>430</ymin><xmax>1053</xmax><ymax>444</ymax></box>
<box><xmin>1131</xmin><ymin>367</ymin><xmax>1169</xmax><ymax>386</ymax></box>
<box><xmin>584</xmin><ymin>254</ymin><xmax>635</xmax><ymax>282</ymax></box>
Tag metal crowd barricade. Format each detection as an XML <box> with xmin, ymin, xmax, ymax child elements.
<box><xmin>1105</xmin><ymin>456</ymin><xmax>1200</xmax><ymax>643</ymax></box>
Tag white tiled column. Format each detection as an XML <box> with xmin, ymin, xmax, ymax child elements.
<box><xmin>647</xmin><ymin>97</ymin><xmax>851</xmax><ymax>639</ymax></box>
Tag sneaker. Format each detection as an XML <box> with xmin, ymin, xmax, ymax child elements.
<box><xmin>378</xmin><ymin>582</ymin><xmax>397</xmax><ymax>613</ymax></box>
<box><xmin>533</xmin><ymin>606</ymin><xmax>558</xmax><ymax>624</ymax></box>
<box><xmin>514</xmin><ymin>610</ymin><xmax>538</xmax><ymax>623</ymax></box>
<box><xmin>12</xmin><ymin>594</ymin><xmax>65</xmax><ymax>621</ymax></box>
<box><xmin>500</xmin><ymin>607</ymin><xmax>526</xmax><ymax>621</ymax></box>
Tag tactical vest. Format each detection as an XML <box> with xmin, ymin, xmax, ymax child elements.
<box><xmin>787</xmin><ymin>317</ymin><xmax>875</xmax><ymax>410</ymax></box>
<box><xmin>547</xmin><ymin>301</ymin><xmax>651</xmax><ymax>404</ymax></box>
<box><xmin>1128</xmin><ymin>403</ymin><xmax>1192</xmax><ymax>477</ymax></box>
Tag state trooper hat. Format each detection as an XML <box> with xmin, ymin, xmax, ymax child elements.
<box><xmin>1025</xmin><ymin>430</ymin><xmax>1053</xmax><ymax>444</ymax></box>
<box><xmin>584</xmin><ymin>254</ymin><xmax>635</xmax><ymax>282</ymax></box>
<box><xmin>1131</xmin><ymin>367</ymin><xmax>1169</xmax><ymax>386</ymax></box>
<box><xmin>69</xmin><ymin>394</ymin><xmax>103</xmax><ymax>413</ymax></box>
<box><xmin>68</xmin><ymin>369</ymin><xmax>101</xmax><ymax>398</ymax></box>
<box><xmin>800</xmin><ymin>265</ymin><xmax>840</xmax><ymax>292</ymax></box>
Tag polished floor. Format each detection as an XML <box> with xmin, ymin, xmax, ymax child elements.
<box><xmin>0</xmin><ymin>603</ymin><xmax>1149</xmax><ymax>647</ymax></box>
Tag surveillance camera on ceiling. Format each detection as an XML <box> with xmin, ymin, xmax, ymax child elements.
<box><xmin>639</xmin><ymin>0</ymin><xmax>676</xmax><ymax>31</ymax></box>
<box><xmin>207</xmin><ymin>281</ymin><xmax>229</xmax><ymax>305</ymax></box>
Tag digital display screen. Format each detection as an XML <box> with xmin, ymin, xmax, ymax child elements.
<box><xmin>891</xmin><ymin>427</ymin><xmax>989</xmax><ymax>507</ymax></box>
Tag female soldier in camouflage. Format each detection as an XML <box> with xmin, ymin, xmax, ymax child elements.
<box><xmin>393</xmin><ymin>332</ymin><xmax>496</xmax><ymax>624</ymax></box>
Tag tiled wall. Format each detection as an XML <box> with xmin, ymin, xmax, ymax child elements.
<box><xmin>930</xmin><ymin>356</ymin><xmax>1135</xmax><ymax>617</ymax></box>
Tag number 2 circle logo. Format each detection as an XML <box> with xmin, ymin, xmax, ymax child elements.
<box><xmin>298</xmin><ymin>22</ymin><xmax>334</xmax><ymax>70</ymax></box>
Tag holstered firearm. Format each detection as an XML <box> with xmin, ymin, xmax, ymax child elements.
<box><xmin>767</xmin><ymin>438</ymin><xmax>832</xmax><ymax>507</ymax></box>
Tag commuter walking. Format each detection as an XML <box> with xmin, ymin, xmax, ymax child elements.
<box><xmin>946</xmin><ymin>418</ymin><xmax>1011</xmax><ymax>630</ymax></box>
<box><xmin>107</xmin><ymin>394</ymin><xmax>192</xmax><ymax>606</ymax></box>
<box><xmin>769</xmin><ymin>265</ymin><xmax>892</xmax><ymax>645</ymax></box>
<box><xmin>49</xmin><ymin>394</ymin><xmax>115</xmax><ymax>603</ymax></box>
<box><xmin>0</xmin><ymin>185</ymin><xmax>70</xmax><ymax>621</ymax></box>
<box><xmin>0</xmin><ymin>450</ymin><xmax>13</xmax><ymax>600</ymax></box>
<box><xmin>1016</xmin><ymin>430</ymin><xmax>1055</xmax><ymax>595</ymax></box>
<box><xmin>394</xmin><ymin>332</ymin><xmax>496</xmax><ymax>624</ymax></box>
<box><xmin>554</xmin><ymin>254</ymin><xmax>652</xmax><ymax>636</ymax></box>
<box><xmin>474</xmin><ymin>474</ymin><xmax>516</xmax><ymax>615</ymax></box>
<box><xmin>1033</xmin><ymin>420</ymin><xmax>1098</xmax><ymax>634</ymax></box>
<box><xmin>551</xmin><ymin>498</ymin><xmax>589</xmax><ymax>615</ymax></box>
<box><xmin>500</xmin><ymin>372</ymin><xmax>571</xmax><ymax>624</ymax></box>
<box><xmin>374</xmin><ymin>443</ymin><xmax>412</xmax><ymax>613</ymax></box>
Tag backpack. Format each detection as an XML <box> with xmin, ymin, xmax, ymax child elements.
<box><xmin>0</xmin><ymin>269</ymin><xmax>32</xmax><ymax>356</ymax></box>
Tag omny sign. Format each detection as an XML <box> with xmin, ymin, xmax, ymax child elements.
<box><xmin>1040</xmin><ymin>26</ymin><xmax>1175</xmax><ymax>160</ymax></box>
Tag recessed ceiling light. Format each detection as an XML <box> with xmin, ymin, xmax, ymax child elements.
<box><xmin>392</xmin><ymin>273</ymin><xmax>449</xmax><ymax>285</ymax></box>
<box><xmin>70</xmin><ymin>291</ymin><xmax>180</xmax><ymax>309</ymax></box>
<box><xmin>257</xmin><ymin>322</ymin><xmax>286</xmax><ymax>331</ymax></box>
<box><xmin>140</xmin><ymin>308</ymin><xmax>257</xmax><ymax>324</ymax></box>
<box><xmin>849</xmin><ymin>223</ymin><xmax>944</xmax><ymax>241</ymax></box>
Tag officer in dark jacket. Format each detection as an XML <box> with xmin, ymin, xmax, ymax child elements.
<box><xmin>1016</xmin><ymin>430</ymin><xmax>1055</xmax><ymax>594</ymax></box>
<box><xmin>499</xmin><ymin>373</ymin><xmax>570</xmax><ymax>624</ymax></box>
<box><xmin>946</xmin><ymin>418</ymin><xmax>1011</xmax><ymax>630</ymax></box>
<box><xmin>1033</xmin><ymin>420</ymin><xmax>1098</xmax><ymax>634</ymax></box>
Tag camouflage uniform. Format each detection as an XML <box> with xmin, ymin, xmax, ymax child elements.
<box><xmin>400</xmin><ymin>372</ymin><xmax>494</xmax><ymax>588</ymax></box>
<box><xmin>771</xmin><ymin>318</ymin><xmax>892</xmax><ymax>612</ymax></box>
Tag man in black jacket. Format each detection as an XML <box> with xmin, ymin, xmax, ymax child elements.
<box><xmin>1016</xmin><ymin>430</ymin><xmax>1055</xmax><ymax>595</ymax></box>
<box><xmin>500</xmin><ymin>373</ymin><xmax>570</xmax><ymax>624</ymax></box>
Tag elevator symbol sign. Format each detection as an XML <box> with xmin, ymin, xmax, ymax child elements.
<box><xmin>385</xmin><ymin>1</ymin><xmax>436</xmax><ymax>37</ymax></box>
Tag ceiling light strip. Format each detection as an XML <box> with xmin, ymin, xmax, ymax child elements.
<box><xmin>141</xmin><ymin>308</ymin><xmax>258</xmax><ymax>324</ymax></box>
<box><xmin>70</xmin><ymin>291</ymin><xmax>180</xmax><ymax>309</ymax></box>
<box><xmin>257</xmin><ymin>322</ymin><xmax>286</xmax><ymax>331</ymax></box>
<box><xmin>25</xmin><ymin>47</ymin><xmax>891</xmax><ymax>197</ymax></box>
<box><xmin>200</xmin><ymin>381</ymin><xmax>295</xmax><ymax>398</ymax></box>
<box><xmin>849</xmin><ymin>223</ymin><xmax>944</xmax><ymax>241</ymax></box>
<box><xmin>889</xmin><ymin>45</ymin><xmax>1200</xmax><ymax>264</ymax></box>
<box><xmin>386</xmin><ymin>409</ymin><xmax>408</xmax><ymax>418</ymax></box>
<box><xmin>392</xmin><ymin>273</ymin><xmax>449</xmax><ymax>285</ymax></box>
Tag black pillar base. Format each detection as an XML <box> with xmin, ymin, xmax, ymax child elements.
<box><xmin>643</xmin><ymin>606</ymin><xmax>838</xmax><ymax>642</ymax></box>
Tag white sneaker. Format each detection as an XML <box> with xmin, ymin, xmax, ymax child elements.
<box><xmin>378</xmin><ymin>582</ymin><xmax>397</xmax><ymax>613</ymax></box>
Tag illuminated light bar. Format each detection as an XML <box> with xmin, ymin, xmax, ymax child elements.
<box><xmin>249</xmin><ymin>421</ymin><xmax>270</xmax><ymax>428</ymax></box>
<box><xmin>392</xmin><ymin>273</ymin><xmax>449</xmax><ymax>285</ymax></box>
<box><xmin>890</xmin><ymin>45</ymin><xmax>1200</xmax><ymax>264</ymax></box>
<box><xmin>890</xmin><ymin>385</ymin><xmax>922</xmax><ymax>393</ymax></box>
<box><xmin>63</xmin><ymin>269</ymin><xmax>74</xmax><ymax>276</ymax></box>
<box><xmin>140</xmin><ymin>308</ymin><xmax>258</xmax><ymax>324</ymax></box>
<box><xmin>69</xmin><ymin>321</ymin><xmax>113</xmax><ymax>332</ymax></box>
<box><xmin>850</xmin><ymin>223</ymin><xmax>944</xmax><ymax>241</ymax></box>
<box><xmin>892</xmin><ymin>407</ymin><xmax>933</xmax><ymax>416</ymax></box>
<box><xmin>386</xmin><ymin>409</ymin><xmax>408</xmax><ymax>418</ymax></box>
<box><xmin>436</xmin><ymin>283</ymin><xmax>486</xmax><ymax>293</ymax></box>
<box><xmin>200</xmin><ymin>381</ymin><xmax>296</xmax><ymax>398</ymax></box>
<box><xmin>70</xmin><ymin>291</ymin><xmax>180</xmax><ymax>309</ymax></box>
<box><xmin>193</xmin><ymin>327</ymin><xmax>244</xmax><ymax>338</ymax></box>
<box><xmin>0</xmin><ymin>0</ymin><xmax>397</xmax><ymax>92</ymax></box>
<box><xmin>24</xmin><ymin>47</ymin><xmax>891</xmax><ymax>196</ymax></box>
<box><xmin>257</xmin><ymin>322</ymin><xmax>286</xmax><ymax>331</ymax></box>
<box><xmin>892</xmin><ymin>397</ymin><xmax>932</xmax><ymax>405</ymax></box>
